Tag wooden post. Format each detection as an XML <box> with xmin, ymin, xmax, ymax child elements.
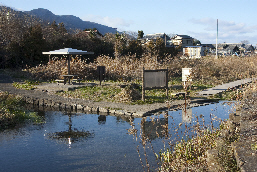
<box><xmin>68</xmin><ymin>55</ymin><xmax>70</xmax><ymax>75</ymax></box>
<box><xmin>142</xmin><ymin>67</ymin><xmax>145</xmax><ymax>101</ymax></box>
<box><xmin>166</xmin><ymin>67</ymin><xmax>168</xmax><ymax>97</ymax></box>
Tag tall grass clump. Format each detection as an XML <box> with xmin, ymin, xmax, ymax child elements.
<box><xmin>156</xmin><ymin>126</ymin><xmax>220</xmax><ymax>171</ymax></box>
<box><xmin>129</xmin><ymin>106</ymin><xmax>240</xmax><ymax>171</ymax></box>
<box><xmin>26</xmin><ymin>56</ymin><xmax>96</xmax><ymax>81</ymax></box>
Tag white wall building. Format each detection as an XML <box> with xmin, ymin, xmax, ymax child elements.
<box><xmin>172</xmin><ymin>35</ymin><xmax>194</xmax><ymax>48</ymax></box>
<box><xmin>183</xmin><ymin>46</ymin><xmax>204</xmax><ymax>58</ymax></box>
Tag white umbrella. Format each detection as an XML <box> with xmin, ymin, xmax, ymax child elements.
<box><xmin>42</xmin><ymin>48</ymin><xmax>94</xmax><ymax>75</ymax></box>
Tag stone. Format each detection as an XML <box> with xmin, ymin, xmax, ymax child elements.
<box><xmin>99</xmin><ymin>107</ymin><xmax>108</xmax><ymax>113</ymax></box>
<box><xmin>206</xmin><ymin>149</ymin><xmax>224</xmax><ymax>172</ymax></box>
<box><xmin>91</xmin><ymin>107</ymin><xmax>99</xmax><ymax>112</ymax></box>
<box><xmin>77</xmin><ymin>104</ymin><xmax>84</xmax><ymax>110</ymax></box>
<box><xmin>84</xmin><ymin>106</ymin><xmax>92</xmax><ymax>111</ymax></box>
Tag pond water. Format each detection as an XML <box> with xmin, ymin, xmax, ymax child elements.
<box><xmin>0</xmin><ymin>101</ymin><xmax>236</xmax><ymax>172</ymax></box>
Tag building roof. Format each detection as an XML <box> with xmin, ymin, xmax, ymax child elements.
<box><xmin>184</xmin><ymin>46</ymin><xmax>202</xmax><ymax>48</ymax></box>
<box><xmin>201</xmin><ymin>44</ymin><xmax>215</xmax><ymax>49</ymax></box>
<box><xmin>173</xmin><ymin>35</ymin><xmax>193</xmax><ymax>39</ymax></box>
<box><xmin>224</xmin><ymin>45</ymin><xmax>239</xmax><ymax>51</ymax></box>
<box><xmin>244</xmin><ymin>44</ymin><xmax>255</xmax><ymax>51</ymax></box>
<box><xmin>42</xmin><ymin>48</ymin><xmax>94</xmax><ymax>55</ymax></box>
<box><xmin>143</xmin><ymin>33</ymin><xmax>170</xmax><ymax>40</ymax></box>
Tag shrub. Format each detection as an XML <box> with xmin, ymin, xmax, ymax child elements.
<box><xmin>26</xmin><ymin>54</ymin><xmax>257</xmax><ymax>86</ymax></box>
<box><xmin>0</xmin><ymin>91</ymin><xmax>43</xmax><ymax>129</ymax></box>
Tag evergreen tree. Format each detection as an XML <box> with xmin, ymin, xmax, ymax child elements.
<box><xmin>137</xmin><ymin>30</ymin><xmax>144</xmax><ymax>39</ymax></box>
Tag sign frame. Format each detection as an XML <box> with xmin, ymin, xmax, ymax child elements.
<box><xmin>142</xmin><ymin>67</ymin><xmax>168</xmax><ymax>101</ymax></box>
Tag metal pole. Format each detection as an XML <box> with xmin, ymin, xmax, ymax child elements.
<box><xmin>216</xmin><ymin>19</ymin><xmax>218</xmax><ymax>59</ymax></box>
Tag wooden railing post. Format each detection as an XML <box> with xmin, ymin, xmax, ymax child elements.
<box><xmin>142</xmin><ymin>67</ymin><xmax>145</xmax><ymax>101</ymax></box>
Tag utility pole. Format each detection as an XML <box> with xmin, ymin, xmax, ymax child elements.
<box><xmin>215</xmin><ymin>19</ymin><xmax>218</xmax><ymax>59</ymax></box>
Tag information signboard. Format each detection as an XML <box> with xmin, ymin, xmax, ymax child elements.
<box><xmin>142</xmin><ymin>68</ymin><xmax>168</xmax><ymax>101</ymax></box>
<box><xmin>182</xmin><ymin>68</ymin><xmax>192</xmax><ymax>82</ymax></box>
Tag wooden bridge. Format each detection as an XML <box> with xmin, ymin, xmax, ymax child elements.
<box><xmin>196</xmin><ymin>78</ymin><xmax>253</xmax><ymax>96</ymax></box>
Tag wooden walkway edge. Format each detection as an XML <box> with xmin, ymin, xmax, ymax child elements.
<box><xmin>197</xmin><ymin>78</ymin><xmax>253</xmax><ymax>96</ymax></box>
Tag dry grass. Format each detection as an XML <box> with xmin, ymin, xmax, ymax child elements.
<box><xmin>25</xmin><ymin>54</ymin><xmax>257</xmax><ymax>87</ymax></box>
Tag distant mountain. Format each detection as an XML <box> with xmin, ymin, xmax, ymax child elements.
<box><xmin>24</xmin><ymin>8</ymin><xmax>118</xmax><ymax>35</ymax></box>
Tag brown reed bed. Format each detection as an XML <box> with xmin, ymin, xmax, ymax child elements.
<box><xmin>25</xmin><ymin>54</ymin><xmax>257</xmax><ymax>87</ymax></box>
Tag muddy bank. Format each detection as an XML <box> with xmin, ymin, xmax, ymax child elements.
<box><xmin>232</xmin><ymin>86</ymin><xmax>257</xmax><ymax>171</ymax></box>
<box><xmin>206</xmin><ymin>83</ymin><xmax>257</xmax><ymax>171</ymax></box>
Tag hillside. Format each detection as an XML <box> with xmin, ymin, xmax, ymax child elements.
<box><xmin>24</xmin><ymin>8</ymin><xmax>118</xmax><ymax>35</ymax></box>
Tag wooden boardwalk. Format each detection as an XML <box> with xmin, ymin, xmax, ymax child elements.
<box><xmin>197</xmin><ymin>78</ymin><xmax>252</xmax><ymax>96</ymax></box>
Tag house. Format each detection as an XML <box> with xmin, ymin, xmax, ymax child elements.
<box><xmin>172</xmin><ymin>35</ymin><xmax>194</xmax><ymax>48</ymax></box>
<box><xmin>183</xmin><ymin>46</ymin><xmax>204</xmax><ymax>58</ymax></box>
<box><xmin>224</xmin><ymin>44</ymin><xmax>240</xmax><ymax>55</ymax></box>
<box><xmin>140</xmin><ymin>33</ymin><xmax>172</xmax><ymax>47</ymax></box>
<box><xmin>201</xmin><ymin>44</ymin><xmax>215</xmax><ymax>54</ymax></box>
<box><xmin>242</xmin><ymin>44</ymin><xmax>255</xmax><ymax>53</ymax></box>
<box><xmin>211</xmin><ymin>43</ymin><xmax>241</xmax><ymax>55</ymax></box>
<box><xmin>201</xmin><ymin>43</ymin><xmax>255</xmax><ymax>56</ymax></box>
<box><xmin>84</xmin><ymin>29</ymin><xmax>103</xmax><ymax>38</ymax></box>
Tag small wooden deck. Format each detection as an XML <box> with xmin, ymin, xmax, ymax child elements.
<box><xmin>197</xmin><ymin>78</ymin><xmax>252</xmax><ymax>96</ymax></box>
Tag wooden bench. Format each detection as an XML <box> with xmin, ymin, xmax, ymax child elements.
<box><xmin>55</xmin><ymin>79</ymin><xmax>66</xmax><ymax>85</ymax></box>
<box><xmin>171</xmin><ymin>92</ymin><xmax>186</xmax><ymax>97</ymax></box>
<box><xmin>71</xmin><ymin>78</ymin><xmax>82</xmax><ymax>84</ymax></box>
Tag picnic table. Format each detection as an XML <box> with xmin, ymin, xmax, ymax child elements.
<box><xmin>61</xmin><ymin>75</ymin><xmax>78</xmax><ymax>85</ymax></box>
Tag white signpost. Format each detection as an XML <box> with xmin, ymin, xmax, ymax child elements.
<box><xmin>182</xmin><ymin>68</ymin><xmax>192</xmax><ymax>90</ymax></box>
<box><xmin>182</xmin><ymin>68</ymin><xmax>192</xmax><ymax>82</ymax></box>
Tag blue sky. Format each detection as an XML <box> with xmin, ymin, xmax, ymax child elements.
<box><xmin>1</xmin><ymin>0</ymin><xmax>257</xmax><ymax>45</ymax></box>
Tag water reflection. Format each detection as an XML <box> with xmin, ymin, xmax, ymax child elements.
<box><xmin>46</xmin><ymin>112</ymin><xmax>94</xmax><ymax>147</ymax></box>
<box><xmin>98</xmin><ymin>115</ymin><xmax>106</xmax><ymax>125</ymax></box>
<box><xmin>182</xmin><ymin>108</ymin><xmax>193</xmax><ymax>123</ymax></box>
<box><xmin>127</xmin><ymin>118</ymin><xmax>138</xmax><ymax>141</ymax></box>
<box><xmin>0</xmin><ymin>101</ymin><xmax>235</xmax><ymax>172</ymax></box>
<box><xmin>141</xmin><ymin>114</ymin><xmax>169</xmax><ymax>140</ymax></box>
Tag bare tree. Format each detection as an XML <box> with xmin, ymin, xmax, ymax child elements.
<box><xmin>241</xmin><ymin>40</ymin><xmax>250</xmax><ymax>45</ymax></box>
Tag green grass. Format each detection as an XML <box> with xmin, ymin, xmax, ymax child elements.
<box><xmin>0</xmin><ymin>92</ymin><xmax>44</xmax><ymax>130</ymax></box>
<box><xmin>251</xmin><ymin>143</ymin><xmax>257</xmax><ymax>150</ymax></box>
<box><xmin>214</xmin><ymin>89</ymin><xmax>244</xmax><ymax>100</ymax></box>
<box><xmin>54</xmin><ymin>78</ymin><xmax>225</xmax><ymax>104</ymax></box>
<box><xmin>56</xmin><ymin>83</ymin><xmax>189</xmax><ymax>105</ymax></box>
<box><xmin>13</xmin><ymin>80</ymin><xmax>39</xmax><ymax>90</ymax></box>
<box><xmin>57</xmin><ymin>85</ymin><xmax>122</xmax><ymax>102</ymax></box>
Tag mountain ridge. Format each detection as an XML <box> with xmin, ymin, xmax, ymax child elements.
<box><xmin>24</xmin><ymin>8</ymin><xmax>118</xmax><ymax>35</ymax></box>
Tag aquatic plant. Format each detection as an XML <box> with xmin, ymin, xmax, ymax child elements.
<box><xmin>127</xmin><ymin>104</ymin><xmax>240</xmax><ymax>171</ymax></box>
